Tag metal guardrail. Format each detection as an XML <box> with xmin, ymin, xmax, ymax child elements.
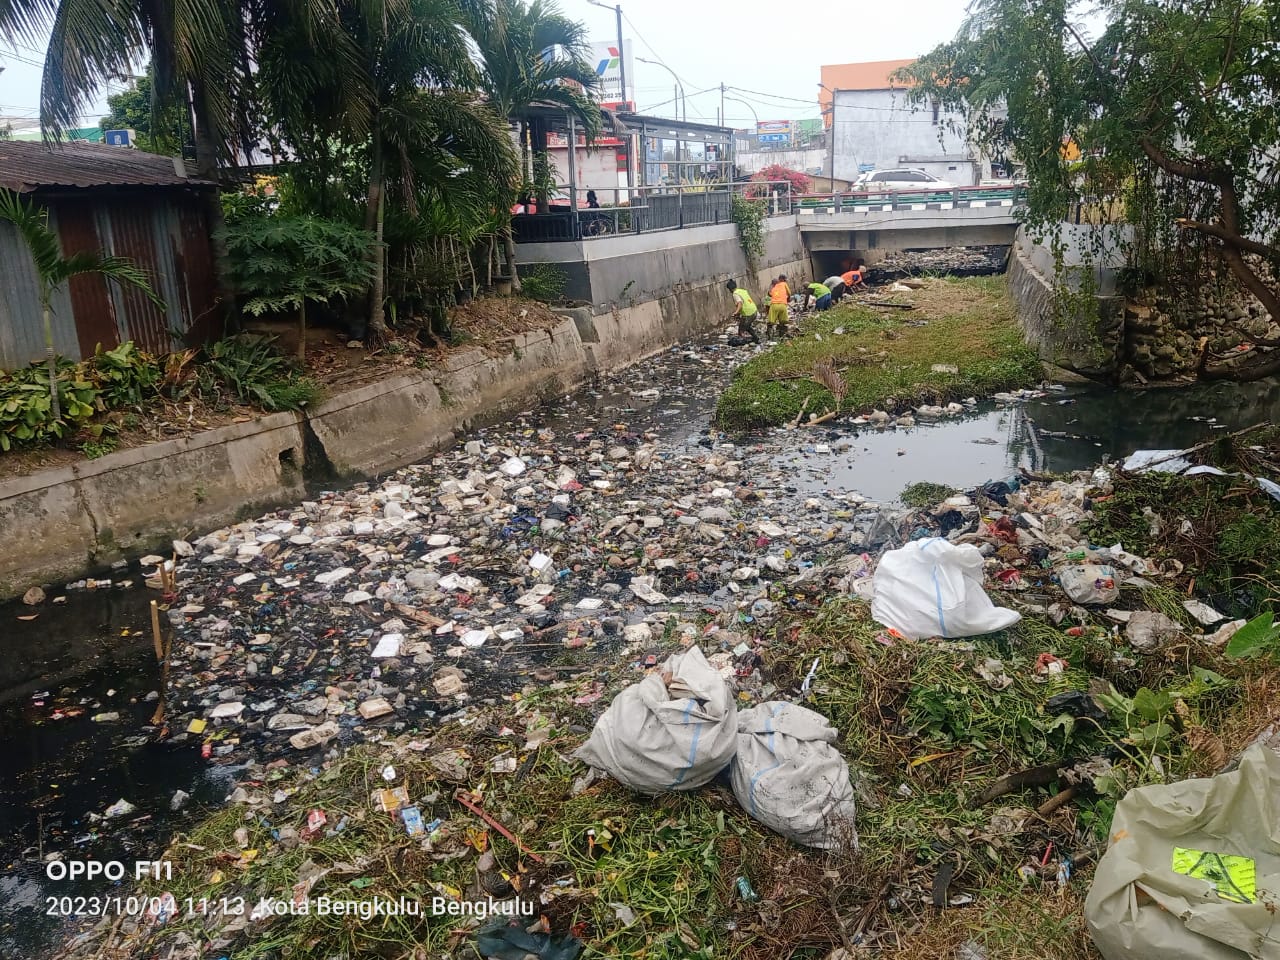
<box><xmin>512</xmin><ymin>181</ymin><xmax>796</xmax><ymax>243</ymax></box>
<box><xmin>798</xmin><ymin>184</ymin><xmax>1026</xmax><ymax>213</ymax></box>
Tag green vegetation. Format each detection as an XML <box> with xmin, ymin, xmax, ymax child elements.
<box><xmin>222</xmin><ymin>209</ymin><xmax>375</xmax><ymax>361</ymax></box>
<box><xmin>1087</xmin><ymin>436</ymin><xmax>1280</xmax><ymax>617</ymax></box>
<box><xmin>0</xmin><ymin>336</ymin><xmax>319</xmax><ymax>455</ymax></box>
<box><xmin>901</xmin><ymin>481</ymin><xmax>959</xmax><ymax>508</ymax></box>
<box><xmin>730</xmin><ymin>192</ymin><xmax>766</xmax><ymax>271</ymax></box>
<box><xmin>898</xmin><ymin>0</ymin><xmax>1280</xmax><ymax>381</ymax></box>
<box><xmin>520</xmin><ymin>263</ymin><xmax>568</xmax><ymax>303</ymax></box>
<box><xmin>0</xmin><ymin>188</ymin><xmax>163</xmax><ymax>424</ymax></box>
<box><xmin>716</xmin><ymin>278</ymin><xmax>1041</xmax><ymax>430</ymax></box>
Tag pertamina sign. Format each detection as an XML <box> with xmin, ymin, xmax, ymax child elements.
<box><xmin>589</xmin><ymin>39</ymin><xmax>634</xmax><ymax>107</ymax></box>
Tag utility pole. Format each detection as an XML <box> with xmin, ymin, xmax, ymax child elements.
<box><xmin>719</xmin><ymin>83</ymin><xmax>725</xmax><ymax>127</ymax></box>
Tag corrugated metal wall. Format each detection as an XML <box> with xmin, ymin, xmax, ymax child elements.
<box><xmin>0</xmin><ymin>189</ymin><xmax>217</xmax><ymax>370</ymax></box>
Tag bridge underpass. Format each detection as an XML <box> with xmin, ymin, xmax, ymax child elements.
<box><xmin>797</xmin><ymin>188</ymin><xmax>1022</xmax><ymax>276</ymax></box>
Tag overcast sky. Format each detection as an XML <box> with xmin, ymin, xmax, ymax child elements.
<box><xmin>1</xmin><ymin>0</ymin><xmax>972</xmax><ymax>133</ymax></box>
<box><xmin>579</xmin><ymin>0</ymin><xmax>970</xmax><ymax>125</ymax></box>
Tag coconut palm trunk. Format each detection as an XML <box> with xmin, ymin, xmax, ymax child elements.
<box><xmin>365</xmin><ymin>118</ymin><xmax>388</xmax><ymax>341</ymax></box>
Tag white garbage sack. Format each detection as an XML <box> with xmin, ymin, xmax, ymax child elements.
<box><xmin>1085</xmin><ymin>745</ymin><xmax>1280</xmax><ymax>960</ymax></box>
<box><xmin>573</xmin><ymin>645</ymin><xmax>736</xmax><ymax>794</ymax></box>
<box><xmin>870</xmin><ymin>538</ymin><xmax>1021</xmax><ymax>640</ymax></box>
<box><xmin>730</xmin><ymin>702</ymin><xmax>858</xmax><ymax>849</ymax></box>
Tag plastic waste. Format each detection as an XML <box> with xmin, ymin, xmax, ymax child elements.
<box><xmin>870</xmin><ymin>539</ymin><xmax>1021</xmax><ymax>640</ymax></box>
<box><xmin>1058</xmin><ymin>564</ymin><xmax>1120</xmax><ymax>605</ymax></box>
<box><xmin>729</xmin><ymin>702</ymin><xmax>859</xmax><ymax>849</ymax></box>
<box><xmin>573</xmin><ymin>645</ymin><xmax>737</xmax><ymax>794</ymax></box>
<box><xmin>1085</xmin><ymin>745</ymin><xmax>1280</xmax><ymax>960</ymax></box>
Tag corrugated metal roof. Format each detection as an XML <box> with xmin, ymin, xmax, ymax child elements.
<box><xmin>0</xmin><ymin>140</ymin><xmax>211</xmax><ymax>192</ymax></box>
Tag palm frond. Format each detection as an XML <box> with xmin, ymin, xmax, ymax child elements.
<box><xmin>41</xmin><ymin>0</ymin><xmax>147</xmax><ymax>138</ymax></box>
<box><xmin>56</xmin><ymin>252</ymin><xmax>166</xmax><ymax>309</ymax></box>
<box><xmin>0</xmin><ymin>189</ymin><xmax>64</xmax><ymax>279</ymax></box>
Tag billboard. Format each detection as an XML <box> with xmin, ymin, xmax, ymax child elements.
<box><xmin>589</xmin><ymin>39</ymin><xmax>634</xmax><ymax>107</ymax></box>
<box><xmin>756</xmin><ymin>119</ymin><xmax>792</xmax><ymax>144</ymax></box>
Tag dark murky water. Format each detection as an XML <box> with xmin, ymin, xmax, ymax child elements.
<box><xmin>3</xmin><ymin>338</ymin><xmax>1279</xmax><ymax>957</ymax></box>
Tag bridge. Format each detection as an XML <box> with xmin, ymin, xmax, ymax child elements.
<box><xmin>797</xmin><ymin>186</ymin><xmax>1024</xmax><ymax>256</ymax></box>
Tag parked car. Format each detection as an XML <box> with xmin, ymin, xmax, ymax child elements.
<box><xmin>855</xmin><ymin>169</ymin><xmax>956</xmax><ymax>190</ymax></box>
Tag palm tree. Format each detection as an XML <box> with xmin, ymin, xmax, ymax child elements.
<box><xmin>257</xmin><ymin>0</ymin><xmax>516</xmax><ymax>340</ymax></box>
<box><xmin>471</xmin><ymin>0</ymin><xmax>602</xmax><ymax>198</ymax></box>
<box><xmin>0</xmin><ymin>189</ymin><xmax>163</xmax><ymax>424</ymax></box>
<box><xmin>469</xmin><ymin>0</ymin><xmax>601</xmax><ymax>289</ymax></box>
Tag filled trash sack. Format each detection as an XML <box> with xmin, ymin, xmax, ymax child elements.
<box><xmin>870</xmin><ymin>538</ymin><xmax>1021</xmax><ymax>640</ymax></box>
<box><xmin>730</xmin><ymin>701</ymin><xmax>858</xmax><ymax>849</ymax></box>
<box><xmin>573</xmin><ymin>645</ymin><xmax>736</xmax><ymax>794</ymax></box>
<box><xmin>1085</xmin><ymin>745</ymin><xmax>1280</xmax><ymax>960</ymax></box>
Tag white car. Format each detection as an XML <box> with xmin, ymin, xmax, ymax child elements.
<box><xmin>855</xmin><ymin>169</ymin><xmax>956</xmax><ymax>190</ymax></box>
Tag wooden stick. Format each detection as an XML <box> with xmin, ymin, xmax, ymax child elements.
<box><xmin>804</xmin><ymin>409</ymin><xmax>839</xmax><ymax>426</ymax></box>
<box><xmin>150</xmin><ymin>600</ymin><xmax>164</xmax><ymax>661</ymax></box>
<box><xmin>1036</xmin><ymin>785</ymin><xmax>1078</xmax><ymax>817</ymax></box>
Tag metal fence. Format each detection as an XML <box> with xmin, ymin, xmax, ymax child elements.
<box><xmin>511</xmin><ymin>181</ymin><xmax>796</xmax><ymax>243</ymax></box>
<box><xmin>797</xmin><ymin>184</ymin><xmax>1025</xmax><ymax>213</ymax></box>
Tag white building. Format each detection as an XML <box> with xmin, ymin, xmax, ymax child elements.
<box><xmin>822</xmin><ymin>59</ymin><xmax>988</xmax><ymax>186</ymax></box>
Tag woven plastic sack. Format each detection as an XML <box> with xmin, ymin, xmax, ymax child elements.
<box><xmin>573</xmin><ymin>645</ymin><xmax>736</xmax><ymax>794</ymax></box>
<box><xmin>871</xmin><ymin>538</ymin><xmax>1021</xmax><ymax>640</ymax></box>
<box><xmin>1085</xmin><ymin>745</ymin><xmax>1280</xmax><ymax>960</ymax></box>
<box><xmin>729</xmin><ymin>702</ymin><xmax>858</xmax><ymax>849</ymax></box>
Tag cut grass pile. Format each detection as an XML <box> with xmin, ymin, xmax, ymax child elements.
<box><xmin>715</xmin><ymin>277</ymin><xmax>1042</xmax><ymax>430</ymax></box>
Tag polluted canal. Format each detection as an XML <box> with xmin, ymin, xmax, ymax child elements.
<box><xmin>5</xmin><ymin>324</ymin><xmax>1280</xmax><ymax>958</ymax></box>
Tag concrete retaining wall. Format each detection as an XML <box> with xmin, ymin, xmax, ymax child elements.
<box><xmin>1009</xmin><ymin>226</ymin><xmax>1125</xmax><ymax>380</ymax></box>
<box><xmin>0</xmin><ymin>224</ymin><xmax>808</xmax><ymax>599</ymax></box>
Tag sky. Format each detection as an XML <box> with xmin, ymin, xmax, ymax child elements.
<box><xmin>0</xmin><ymin>0</ymin><xmax>972</xmax><ymax>134</ymax></box>
<box><xmin>576</xmin><ymin>0</ymin><xmax>971</xmax><ymax>126</ymax></box>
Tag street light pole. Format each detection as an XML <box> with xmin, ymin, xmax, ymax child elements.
<box><xmin>636</xmin><ymin>57</ymin><xmax>684</xmax><ymax>121</ymax></box>
<box><xmin>587</xmin><ymin>0</ymin><xmax>632</xmax><ymax>188</ymax></box>
<box><xmin>818</xmin><ymin>82</ymin><xmax>839</xmax><ymax>187</ymax></box>
<box><xmin>722</xmin><ymin>95</ymin><xmax>758</xmax><ymax>126</ymax></box>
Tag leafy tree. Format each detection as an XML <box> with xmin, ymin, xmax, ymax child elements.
<box><xmin>898</xmin><ymin>0</ymin><xmax>1280</xmax><ymax>379</ymax></box>
<box><xmin>223</xmin><ymin>211</ymin><xmax>374</xmax><ymax>361</ymax></box>
<box><xmin>98</xmin><ymin>65</ymin><xmax>184</xmax><ymax>153</ymax></box>
<box><xmin>0</xmin><ymin>189</ymin><xmax>163</xmax><ymax>425</ymax></box>
<box><xmin>255</xmin><ymin>0</ymin><xmax>515</xmax><ymax>341</ymax></box>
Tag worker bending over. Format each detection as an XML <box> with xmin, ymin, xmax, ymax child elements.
<box><xmin>725</xmin><ymin>279</ymin><xmax>761</xmax><ymax>343</ymax></box>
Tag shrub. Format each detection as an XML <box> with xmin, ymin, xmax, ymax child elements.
<box><xmin>521</xmin><ymin>263</ymin><xmax>567</xmax><ymax>302</ymax></box>
<box><xmin>201</xmin><ymin>334</ymin><xmax>321</xmax><ymax>411</ymax></box>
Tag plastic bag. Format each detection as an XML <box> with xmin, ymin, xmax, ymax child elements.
<box><xmin>729</xmin><ymin>702</ymin><xmax>858</xmax><ymax>849</ymax></box>
<box><xmin>1058</xmin><ymin>563</ymin><xmax>1120</xmax><ymax>605</ymax></box>
<box><xmin>1085</xmin><ymin>745</ymin><xmax>1280</xmax><ymax>960</ymax></box>
<box><xmin>573</xmin><ymin>645</ymin><xmax>736</xmax><ymax>794</ymax></box>
<box><xmin>870</xmin><ymin>538</ymin><xmax>1021</xmax><ymax>640</ymax></box>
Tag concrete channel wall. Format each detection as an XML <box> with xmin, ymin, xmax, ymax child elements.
<box><xmin>0</xmin><ymin>222</ymin><xmax>808</xmax><ymax>599</ymax></box>
<box><xmin>1008</xmin><ymin>225</ymin><xmax>1127</xmax><ymax>380</ymax></box>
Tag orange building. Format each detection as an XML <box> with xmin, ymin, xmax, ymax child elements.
<box><xmin>819</xmin><ymin>58</ymin><xmax>917</xmax><ymax>127</ymax></box>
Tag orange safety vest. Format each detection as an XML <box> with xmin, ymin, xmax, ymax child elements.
<box><xmin>769</xmin><ymin>281</ymin><xmax>790</xmax><ymax>305</ymax></box>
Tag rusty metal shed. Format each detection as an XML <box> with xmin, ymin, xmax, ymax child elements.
<box><xmin>0</xmin><ymin>140</ymin><xmax>219</xmax><ymax>371</ymax></box>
